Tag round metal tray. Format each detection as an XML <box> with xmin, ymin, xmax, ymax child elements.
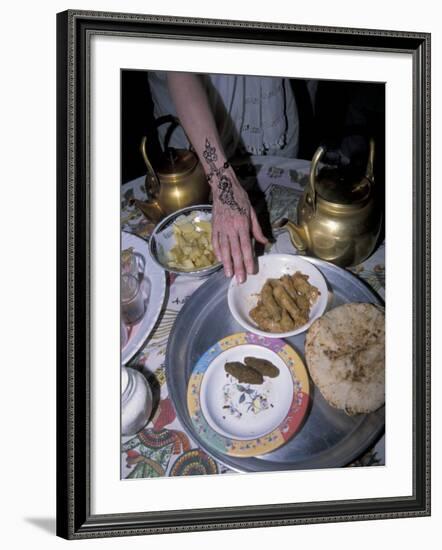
<box><xmin>166</xmin><ymin>257</ymin><xmax>385</xmax><ymax>472</ymax></box>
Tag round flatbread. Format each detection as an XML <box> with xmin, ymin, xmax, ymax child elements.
<box><xmin>305</xmin><ymin>303</ymin><xmax>385</xmax><ymax>415</ymax></box>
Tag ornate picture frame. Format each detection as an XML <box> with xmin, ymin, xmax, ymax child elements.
<box><xmin>56</xmin><ymin>10</ymin><xmax>430</xmax><ymax>539</ymax></box>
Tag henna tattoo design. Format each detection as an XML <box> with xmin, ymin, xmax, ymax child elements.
<box><xmin>217</xmin><ymin>174</ymin><xmax>247</xmax><ymax>214</ymax></box>
<box><xmin>202</xmin><ymin>139</ymin><xmax>217</xmax><ymax>163</ymax></box>
<box><xmin>203</xmin><ymin>138</ymin><xmax>246</xmax><ymax>215</ymax></box>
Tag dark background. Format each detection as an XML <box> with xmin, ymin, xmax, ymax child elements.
<box><xmin>121</xmin><ymin>71</ymin><xmax>385</xmax><ymax>187</ymax></box>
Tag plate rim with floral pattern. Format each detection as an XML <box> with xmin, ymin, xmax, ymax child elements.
<box><xmin>186</xmin><ymin>332</ymin><xmax>310</xmax><ymax>458</ymax></box>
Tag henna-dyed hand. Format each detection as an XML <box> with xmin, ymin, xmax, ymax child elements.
<box><xmin>201</xmin><ymin>138</ymin><xmax>268</xmax><ymax>282</ymax></box>
<box><xmin>211</xmin><ymin>166</ymin><xmax>268</xmax><ymax>283</ymax></box>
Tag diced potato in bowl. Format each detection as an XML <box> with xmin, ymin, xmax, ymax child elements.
<box><xmin>148</xmin><ymin>205</ymin><xmax>222</xmax><ymax>277</ymax></box>
<box><xmin>168</xmin><ymin>216</ymin><xmax>216</xmax><ymax>270</ymax></box>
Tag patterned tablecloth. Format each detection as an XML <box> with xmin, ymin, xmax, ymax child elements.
<box><xmin>120</xmin><ymin>155</ymin><xmax>385</xmax><ymax>479</ymax></box>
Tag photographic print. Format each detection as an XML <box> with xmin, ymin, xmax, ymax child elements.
<box><xmin>120</xmin><ymin>70</ymin><xmax>386</xmax><ymax>478</ymax></box>
<box><xmin>57</xmin><ymin>10</ymin><xmax>430</xmax><ymax>539</ymax></box>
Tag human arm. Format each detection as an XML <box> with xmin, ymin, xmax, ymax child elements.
<box><xmin>166</xmin><ymin>72</ymin><xmax>268</xmax><ymax>282</ymax></box>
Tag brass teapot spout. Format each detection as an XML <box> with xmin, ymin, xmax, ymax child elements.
<box><xmin>130</xmin><ymin>198</ymin><xmax>165</xmax><ymax>224</ymax></box>
<box><xmin>281</xmin><ymin>220</ymin><xmax>309</xmax><ymax>253</ymax></box>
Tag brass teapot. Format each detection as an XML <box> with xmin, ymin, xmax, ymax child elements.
<box><xmin>282</xmin><ymin>138</ymin><xmax>382</xmax><ymax>267</ymax></box>
<box><xmin>133</xmin><ymin>115</ymin><xmax>209</xmax><ymax>223</ymax></box>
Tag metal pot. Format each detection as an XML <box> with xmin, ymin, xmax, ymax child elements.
<box><xmin>282</xmin><ymin>138</ymin><xmax>382</xmax><ymax>267</ymax></box>
<box><xmin>133</xmin><ymin>115</ymin><xmax>209</xmax><ymax>223</ymax></box>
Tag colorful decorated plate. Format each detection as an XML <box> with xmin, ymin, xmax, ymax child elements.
<box><xmin>187</xmin><ymin>332</ymin><xmax>309</xmax><ymax>458</ymax></box>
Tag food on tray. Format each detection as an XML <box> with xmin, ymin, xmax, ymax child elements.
<box><xmin>261</xmin><ymin>282</ymin><xmax>282</xmax><ymax>321</ymax></box>
<box><xmin>250</xmin><ymin>271</ymin><xmax>320</xmax><ymax>333</ymax></box>
<box><xmin>224</xmin><ymin>357</ymin><xmax>280</xmax><ymax>384</ymax></box>
<box><xmin>272</xmin><ymin>282</ymin><xmax>308</xmax><ymax>326</ymax></box>
<box><xmin>249</xmin><ymin>304</ymin><xmax>283</xmax><ymax>333</ymax></box>
<box><xmin>166</xmin><ymin>215</ymin><xmax>217</xmax><ymax>270</ymax></box>
<box><xmin>291</xmin><ymin>272</ymin><xmax>320</xmax><ymax>304</ymax></box>
<box><xmin>225</xmin><ymin>362</ymin><xmax>264</xmax><ymax>384</ymax></box>
<box><xmin>244</xmin><ymin>357</ymin><xmax>280</xmax><ymax>378</ymax></box>
<box><xmin>305</xmin><ymin>302</ymin><xmax>385</xmax><ymax>415</ymax></box>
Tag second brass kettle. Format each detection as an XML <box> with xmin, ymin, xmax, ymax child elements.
<box><xmin>282</xmin><ymin>138</ymin><xmax>382</xmax><ymax>267</ymax></box>
<box><xmin>134</xmin><ymin>115</ymin><xmax>209</xmax><ymax>223</ymax></box>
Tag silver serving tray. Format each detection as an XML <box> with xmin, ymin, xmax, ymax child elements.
<box><xmin>166</xmin><ymin>258</ymin><xmax>385</xmax><ymax>472</ymax></box>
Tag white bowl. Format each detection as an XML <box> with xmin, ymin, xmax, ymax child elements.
<box><xmin>227</xmin><ymin>254</ymin><xmax>328</xmax><ymax>338</ymax></box>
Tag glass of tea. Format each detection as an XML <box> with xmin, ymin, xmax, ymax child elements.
<box><xmin>121</xmin><ymin>273</ymin><xmax>146</xmax><ymax>325</ymax></box>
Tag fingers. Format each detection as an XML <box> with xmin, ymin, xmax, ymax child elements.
<box><xmin>229</xmin><ymin>233</ymin><xmax>246</xmax><ymax>283</ymax></box>
<box><xmin>219</xmin><ymin>233</ymin><xmax>233</xmax><ymax>278</ymax></box>
<box><xmin>238</xmin><ymin>227</ymin><xmax>255</xmax><ymax>275</ymax></box>
<box><xmin>213</xmin><ymin>207</ymin><xmax>266</xmax><ymax>283</ymax></box>
<box><xmin>218</xmin><ymin>229</ymin><xmax>249</xmax><ymax>283</ymax></box>
<box><xmin>212</xmin><ymin>230</ymin><xmax>222</xmax><ymax>263</ymax></box>
<box><xmin>250</xmin><ymin>209</ymin><xmax>269</xmax><ymax>245</ymax></box>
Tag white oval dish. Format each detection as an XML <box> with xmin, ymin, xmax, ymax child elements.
<box><xmin>227</xmin><ymin>254</ymin><xmax>328</xmax><ymax>338</ymax></box>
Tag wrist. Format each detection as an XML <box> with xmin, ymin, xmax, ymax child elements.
<box><xmin>199</xmin><ymin>137</ymin><xmax>229</xmax><ymax>186</ymax></box>
<box><xmin>205</xmin><ymin>160</ymin><xmax>234</xmax><ymax>188</ymax></box>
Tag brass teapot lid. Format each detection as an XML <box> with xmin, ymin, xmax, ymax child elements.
<box><xmin>315</xmin><ymin>167</ymin><xmax>371</xmax><ymax>205</ymax></box>
<box><xmin>309</xmin><ymin>138</ymin><xmax>375</xmax><ymax>208</ymax></box>
<box><xmin>156</xmin><ymin>148</ymin><xmax>199</xmax><ymax>181</ymax></box>
<box><xmin>141</xmin><ymin>114</ymin><xmax>201</xmax><ymax>190</ymax></box>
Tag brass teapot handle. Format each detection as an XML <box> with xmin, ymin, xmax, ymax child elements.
<box><xmin>307</xmin><ymin>146</ymin><xmax>325</xmax><ymax>213</ymax></box>
<box><xmin>365</xmin><ymin>138</ymin><xmax>375</xmax><ymax>183</ymax></box>
<box><xmin>308</xmin><ymin>138</ymin><xmax>376</xmax><ymax>210</ymax></box>
<box><xmin>140</xmin><ymin>115</ymin><xmax>193</xmax><ymax>198</ymax></box>
<box><xmin>140</xmin><ymin>136</ymin><xmax>161</xmax><ymax>198</ymax></box>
